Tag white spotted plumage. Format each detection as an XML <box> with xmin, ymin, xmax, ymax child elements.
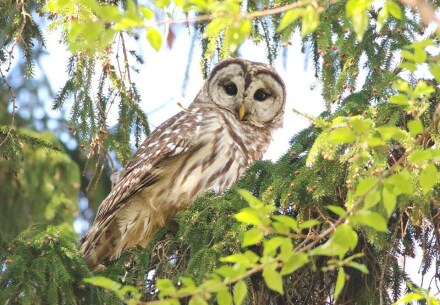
<box><xmin>81</xmin><ymin>58</ymin><xmax>286</xmax><ymax>270</ymax></box>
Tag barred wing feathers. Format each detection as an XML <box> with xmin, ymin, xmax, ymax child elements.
<box><xmin>81</xmin><ymin>109</ymin><xmax>202</xmax><ymax>270</ymax></box>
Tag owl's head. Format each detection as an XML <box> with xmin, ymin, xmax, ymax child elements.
<box><xmin>199</xmin><ymin>58</ymin><xmax>286</xmax><ymax>129</ymax></box>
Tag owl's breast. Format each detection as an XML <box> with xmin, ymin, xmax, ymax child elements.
<box><xmin>164</xmin><ymin>115</ymin><xmax>267</xmax><ymax>207</ymax></box>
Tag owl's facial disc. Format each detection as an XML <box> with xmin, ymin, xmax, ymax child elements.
<box><xmin>243</xmin><ymin>73</ymin><xmax>285</xmax><ymax>123</ymax></box>
<box><xmin>207</xmin><ymin>63</ymin><xmax>245</xmax><ymax>112</ymax></box>
<box><xmin>206</xmin><ymin>59</ymin><xmax>285</xmax><ymax>126</ymax></box>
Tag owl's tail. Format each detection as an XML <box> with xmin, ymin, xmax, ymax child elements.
<box><xmin>81</xmin><ymin>199</ymin><xmax>164</xmax><ymax>271</ymax></box>
<box><xmin>80</xmin><ymin>215</ymin><xmax>123</xmax><ymax>271</ymax></box>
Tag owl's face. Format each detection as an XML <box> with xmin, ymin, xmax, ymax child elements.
<box><xmin>205</xmin><ymin>58</ymin><xmax>286</xmax><ymax>128</ymax></box>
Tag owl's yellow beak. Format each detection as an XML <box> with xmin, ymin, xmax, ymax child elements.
<box><xmin>238</xmin><ymin>105</ymin><xmax>246</xmax><ymax>120</ymax></box>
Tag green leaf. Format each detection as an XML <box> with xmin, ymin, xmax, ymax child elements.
<box><xmin>326</xmin><ymin>205</ymin><xmax>346</xmax><ymax>216</ymax></box>
<box><xmin>355</xmin><ymin>177</ymin><xmax>377</xmax><ymax>196</ymax></box>
<box><xmin>263</xmin><ymin>237</ymin><xmax>284</xmax><ymax>257</ymax></box>
<box><xmin>349</xmin><ymin>210</ymin><xmax>388</xmax><ymax>232</ymax></box>
<box><xmin>393</xmin><ymin>80</ymin><xmax>409</xmax><ymax>92</ymax></box>
<box><xmin>189</xmin><ymin>295</ymin><xmax>208</xmax><ymax>305</ymax></box>
<box><xmin>272</xmin><ymin>215</ymin><xmax>298</xmax><ymax>230</ymax></box>
<box><xmin>413</xmin><ymin>47</ymin><xmax>427</xmax><ymax>64</ymax></box>
<box><xmin>346</xmin><ymin>0</ymin><xmax>372</xmax><ymax>15</ymax></box>
<box><xmin>301</xmin><ymin>5</ymin><xmax>319</xmax><ymax>36</ymax></box>
<box><xmin>180</xmin><ymin>277</ymin><xmax>196</xmax><ymax>289</ymax></box>
<box><xmin>382</xmin><ymin>186</ymin><xmax>397</xmax><ymax>217</ymax></box>
<box><xmin>237</xmin><ymin>189</ymin><xmax>264</xmax><ymax>209</ymax></box>
<box><xmin>388</xmin><ymin>94</ymin><xmax>408</xmax><ymax>105</ymax></box>
<box><xmin>140</xmin><ymin>6</ymin><xmax>154</xmax><ymax>20</ymax></box>
<box><xmin>333</xmin><ymin>224</ymin><xmax>358</xmax><ymax>251</ymax></box>
<box><xmin>328</xmin><ymin>127</ymin><xmax>355</xmax><ymax>144</ymax></box>
<box><xmin>311</xmin><ymin>224</ymin><xmax>357</xmax><ymax>257</ymax></box>
<box><xmin>386</xmin><ymin>171</ymin><xmax>413</xmax><ymax>195</ymax></box>
<box><xmin>235</xmin><ymin>208</ymin><xmax>262</xmax><ymax>225</ymax></box>
<box><xmin>407</xmin><ymin>119</ymin><xmax>424</xmax><ymax>136</ymax></box>
<box><xmin>226</xmin><ymin>19</ymin><xmax>251</xmax><ymax>52</ymax></box>
<box><xmin>408</xmin><ymin>149</ymin><xmax>440</xmax><ymax>163</ymax></box>
<box><xmin>347</xmin><ymin>261</ymin><xmax>369</xmax><ymax>274</ymax></box>
<box><xmin>393</xmin><ymin>292</ymin><xmax>424</xmax><ymax>304</ymax></box>
<box><xmin>217</xmin><ymin>289</ymin><xmax>232</xmax><ymax>305</ymax></box>
<box><xmin>95</xmin><ymin>5</ymin><xmax>122</xmax><ymax>22</ymax></box>
<box><xmin>334</xmin><ymin>268</ymin><xmax>345</xmax><ymax>301</ymax></box>
<box><xmin>243</xmin><ymin>228</ymin><xmax>264</xmax><ymax>246</ymax></box>
<box><xmin>147</xmin><ymin>27</ymin><xmax>162</xmax><ymax>51</ymax></box>
<box><xmin>278</xmin><ymin>239</ymin><xmax>294</xmax><ymax>261</ymax></box>
<box><xmin>351</xmin><ymin>11</ymin><xmax>369</xmax><ymax>41</ymax></box>
<box><xmin>399</xmin><ymin>62</ymin><xmax>417</xmax><ymax>72</ymax></box>
<box><xmin>280</xmin><ymin>253</ymin><xmax>309</xmax><ymax>275</ymax></box>
<box><xmin>401</xmin><ymin>50</ymin><xmax>415</xmax><ymax>62</ymax></box>
<box><xmin>364</xmin><ymin>189</ymin><xmax>381</xmax><ymax>209</ymax></box>
<box><xmin>156</xmin><ymin>279</ymin><xmax>176</xmax><ymax>297</ymax></box>
<box><xmin>386</xmin><ymin>0</ymin><xmax>402</xmax><ymax>19</ymax></box>
<box><xmin>220</xmin><ymin>253</ymin><xmax>251</xmax><ymax>266</ymax></box>
<box><xmin>420</xmin><ymin>164</ymin><xmax>438</xmax><ymax>195</ymax></box>
<box><xmin>216</xmin><ymin>266</ymin><xmax>240</xmax><ymax>278</ymax></box>
<box><xmin>233</xmin><ymin>281</ymin><xmax>247</xmax><ymax>305</ymax></box>
<box><xmin>277</xmin><ymin>9</ymin><xmax>302</xmax><ymax>32</ymax></box>
<box><xmin>263</xmin><ymin>264</ymin><xmax>284</xmax><ymax>294</ymax></box>
<box><xmin>377</xmin><ymin>126</ymin><xmax>408</xmax><ymax>140</ymax></box>
<box><xmin>429</xmin><ymin>65</ymin><xmax>440</xmax><ymax>82</ymax></box>
<box><xmin>205</xmin><ymin>18</ymin><xmax>228</xmax><ymax>38</ymax></box>
<box><xmin>244</xmin><ymin>250</ymin><xmax>260</xmax><ymax>264</ymax></box>
<box><xmin>83</xmin><ymin>276</ymin><xmax>121</xmax><ymax>291</ymax></box>
<box><xmin>298</xmin><ymin>219</ymin><xmax>320</xmax><ymax>229</ymax></box>
<box><xmin>376</xmin><ymin>7</ymin><xmax>388</xmax><ymax>32</ymax></box>
<box><xmin>413</xmin><ymin>80</ymin><xmax>434</xmax><ymax>97</ymax></box>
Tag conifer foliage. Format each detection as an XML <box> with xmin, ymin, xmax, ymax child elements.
<box><xmin>1</xmin><ymin>0</ymin><xmax>440</xmax><ymax>304</ymax></box>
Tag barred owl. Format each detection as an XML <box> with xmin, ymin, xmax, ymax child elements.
<box><xmin>81</xmin><ymin>58</ymin><xmax>286</xmax><ymax>270</ymax></box>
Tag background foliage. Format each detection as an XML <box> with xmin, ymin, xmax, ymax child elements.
<box><xmin>1</xmin><ymin>0</ymin><xmax>440</xmax><ymax>304</ymax></box>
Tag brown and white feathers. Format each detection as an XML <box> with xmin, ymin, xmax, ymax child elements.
<box><xmin>81</xmin><ymin>58</ymin><xmax>286</xmax><ymax>270</ymax></box>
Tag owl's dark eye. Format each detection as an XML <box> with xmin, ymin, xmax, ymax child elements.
<box><xmin>223</xmin><ymin>83</ymin><xmax>238</xmax><ymax>96</ymax></box>
<box><xmin>254</xmin><ymin>89</ymin><xmax>269</xmax><ymax>101</ymax></box>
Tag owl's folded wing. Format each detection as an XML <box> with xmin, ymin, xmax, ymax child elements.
<box><xmin>93</xmin><ymin>108</ymin><xmax>204</xmax><ymax>220</ymax></box>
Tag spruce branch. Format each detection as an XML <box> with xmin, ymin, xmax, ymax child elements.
<box><xmin>0</xmin><ymin>0</ymin><xmax>30</xmax><ymax>148</ymax></box>
<box><xmin>154</xmin><ymin>0</ymin><xmax>337</xmax><ymax>27</ymax></box>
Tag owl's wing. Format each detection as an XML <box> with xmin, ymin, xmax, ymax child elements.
<box><xmin>94</xmin><ymin>108</ymin><xmax>203</xmax><ymax>221</ymax></box>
